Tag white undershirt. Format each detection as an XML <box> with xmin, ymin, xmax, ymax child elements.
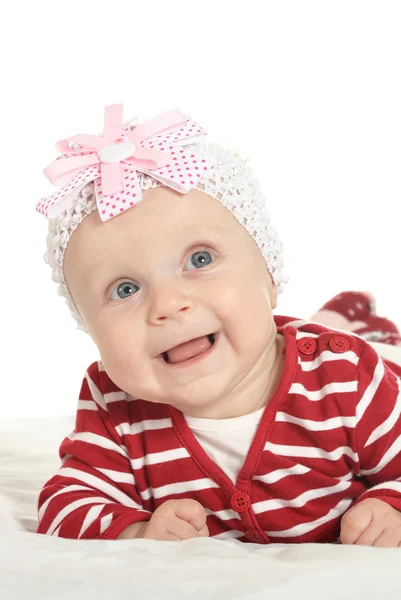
<box><xmin>184</xmin><ymin>407</ymin><xmax>265</xmax><ymax>484</ymax></box>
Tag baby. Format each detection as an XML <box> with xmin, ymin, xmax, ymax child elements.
<box><xmin>36</xmin><ymin>104</ymin><xmax>401</xmax><ymax>546</ymax></box>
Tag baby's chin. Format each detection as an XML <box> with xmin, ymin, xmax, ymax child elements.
<box><xmin>125</xmin><ymin>374</ymin><xmax>254</xmax><ymax>419</ymax></box>
<box><xmin>102</xmin><ymin>361</ymin><xmax>225</xmax><ymax>410</ymax></box>
<box><xmin>128</xmin><ymin>384</ymin><xmax>230</xmax><ymax>417</ymax></box>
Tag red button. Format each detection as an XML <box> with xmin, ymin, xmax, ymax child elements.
<box><xmin>231</xmin><ymin>491</ymin><xmax>251</xmax><ymax>512</ymax></box>
<box><xmin>244</xmin><ymin>529</ymin><xmax>264</xmax><ymax>543</ymax></box>
<box><xmin>329</xmin><ymin>335</ymin><xmax>350</xmax><ymax>353</ymax></box>
<box><xmin>297</xmin><ymin>337</ymin><xmax>317</xmax><ymax>355</ymax></box>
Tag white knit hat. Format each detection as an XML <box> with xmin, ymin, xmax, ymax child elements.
<box><xmin>38</xmin><ymin>106</ymin><xmax>288</xmax><ymax>333</ymax></box>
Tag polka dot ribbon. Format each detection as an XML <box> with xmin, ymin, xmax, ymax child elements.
<box><xmin>36</xmin><ymin>104</ymin><xmax>208</xmax><ymax>222</ymax></box>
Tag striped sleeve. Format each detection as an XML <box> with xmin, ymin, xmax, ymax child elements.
<box><xmin>354</xmin><ymin>340</ymin><xmax>401</xmax><ymax>511</ymax></box>
<box><xmin>36</xmin><ymin>362</ymin><xmax>151</xmax><ymax>540</ymax></box>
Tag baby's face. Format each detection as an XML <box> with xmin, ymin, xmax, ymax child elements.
<box><xmin>63</xmin><ymin>187</ymin><xmax>279</xmax><ymax>418</ymax></box>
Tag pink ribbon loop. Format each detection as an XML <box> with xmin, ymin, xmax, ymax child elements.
<box><xmin>36</xmin><ymin>103</ymin><xmax>207</xmax><ymax>222</ymax></box>
<box><xmin>129</xmin><ymin>108</ymin><xmax>188</xmax><ymax>145</ymax></box>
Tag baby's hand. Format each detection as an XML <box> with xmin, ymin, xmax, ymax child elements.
<box><xmin>340</xmin><ymin>498</ymin><xmax>401</xmax><ymax>547</ymax></box>
<box><xmin>136</xmin><ymin>499</ymin><xmax>209</xmax><ymax>541</ymax></box>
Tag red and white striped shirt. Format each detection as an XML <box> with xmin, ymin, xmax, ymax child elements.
<box><xmin>36</xmin><ymin>316</ymin><xmax>401</xmax><ymax>544</ymax></box>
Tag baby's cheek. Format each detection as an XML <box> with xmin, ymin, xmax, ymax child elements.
<box><xmin>101</xmin><ymin>341</ymin><xmax>158</xmax><ymax>399</ymax></box>
<box><xmin>239</xmin><ymin>285</ymin><xmax>275</xmax><ymax>335</ymax></box>
<box><xmin>98</xmin><ymin>340</ymin><xmax>135</xmax><ymax>386</ymax></box>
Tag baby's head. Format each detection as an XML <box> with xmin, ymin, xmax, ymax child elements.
<box><xmin>39</xmin><ymin>106</ymin><xmax>288</xmax><ymax>417</ymax></box>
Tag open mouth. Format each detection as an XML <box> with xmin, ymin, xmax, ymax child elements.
<box><xmin>158</xmin><ymin>333</ymin><xmax>219</xmax><ymax>369</ymax></box>
<box><xmin>162</xmin><ymin>333</ymin><xmax>216</xmax><ymax>363</ymax></box>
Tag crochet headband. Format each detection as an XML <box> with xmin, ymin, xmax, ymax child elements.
<box><xmin>36</xmin><ymin>104</ymin><xmax>288</xmax><ymax>332</ymax></box>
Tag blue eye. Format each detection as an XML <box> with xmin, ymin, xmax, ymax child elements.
<box><xmin>108</xmin><ymin>249</ymin><xmax>214</xmax><ymax>301</ymax></box>
<box><xmin>109</xmin><ymin>281</ymin><xmax>139</xmax><ymax>301</ymax></box>
<box><xmin>187</xmin><ymin>250</ymin><xmax>213</xmax><ymax>270</ymax></box>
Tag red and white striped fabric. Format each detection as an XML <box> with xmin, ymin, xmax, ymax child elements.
<box><xmin>36</xmin><ymin>316</ymin><xmax>401</xmax><ymax>544</ymax></box>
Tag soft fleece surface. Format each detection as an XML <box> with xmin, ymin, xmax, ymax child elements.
<box><xmin>1</xmin><ymin>415</ymin><xmax>401</xmax><ymax>599</ymax></box>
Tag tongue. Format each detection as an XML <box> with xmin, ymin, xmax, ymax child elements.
<box><xmin>167</xmin><ymin>336</ymin><xmax>212</xmax><ymax>364</ymax></box>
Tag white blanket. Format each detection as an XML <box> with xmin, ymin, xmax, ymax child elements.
<box><xmin>1</xmin><ymin>415</ymin><xmax>401</xmax><ymax>599</ymax></box>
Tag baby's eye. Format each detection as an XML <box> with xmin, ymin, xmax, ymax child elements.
<box><xmin>109</xmin><ymin>281</ymin><xmax>139</xmax><ymax>301</ymax></box>
<box><xmin>186</xmin><ymin>250</ymin><xmax>214</xmax><ymax>270</ymax></box>
<box><xmin>108</xmin><ymin>250</ymin><xmax>214</xmax><ymax>301</ymax></box>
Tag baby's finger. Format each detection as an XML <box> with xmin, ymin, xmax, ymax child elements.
<box><xmin>198</xmin><ymin>523</ymin><xmax>209</xmax><ymax>537</ymax></box>
<box><xmin>172</xmin><ymin>499</ymin><xmax>207</xmax><ymax>532</ymax></box>
<box><xmin>340</xmin><ymin>504</ymin><xmax>374</xmax><ymax>544</ymax></box>
<box><xmin>166</xmin><ymin>518</ymin><xmax>202</xmax><ymax>541</ymax></box>
<box><xmin>351</xmin><ymin>522</ymin><xmax>384</xmax><ymax>546</ymax></box>
<box><xmin>372</xmin><ymin>529</ymin><xmax>401</xmax><ymax>548</ymax></box>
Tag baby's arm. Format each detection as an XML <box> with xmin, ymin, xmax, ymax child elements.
<box><xmin>37</xmin><ymin>361</ymin><xmax>209</xmax><ymax>541</ymax></box>
<box><xmin>340</xmin><ymin>341</ymin><xmax>401</xmax><ymax>545</ymax></box>
<box><xmin>37</xmin><ymin>362</ymin><xmax>151</xmax><ymax>540</ymax></box>
<box><xmin>352</xmin><ymin>340</ymin><xmax>401</xmax><ymax>511</ymax></box>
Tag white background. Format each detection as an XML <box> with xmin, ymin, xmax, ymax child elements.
<box><xmin>1</xmin><ymin>0</ymin><xmax>400</xmax><ymax>418</ymax></box>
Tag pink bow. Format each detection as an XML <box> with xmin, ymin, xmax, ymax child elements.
<box><xmin>36</xmin><ymin>104</ymin><xmax>208</xmax><ymax>222</ymax></box>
